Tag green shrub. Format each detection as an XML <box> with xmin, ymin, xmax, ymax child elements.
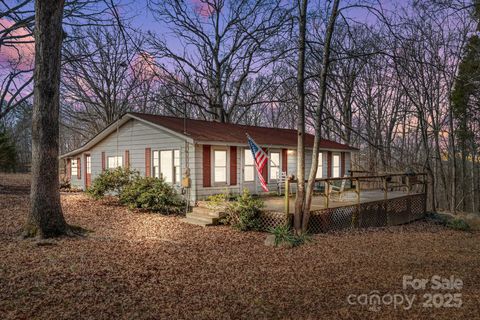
<box><xmin>86</xmin><ymin>167</ymin><xmax>139</xmax><ymax>199</ymax></box>
<box><xmin>205</xmin><ymin>193</ymin><xmax>229</xmax><ymax>209</ymax></box>
<box><xmin>225</xmin><ymin>189</ymin><xmax>263</xmax><ymax>231</ymax></box>
<box><xmin>447</xmin><ymin>218</ymin><xmax>471</xmax><ymax>231</ymax></box>
<box><xmin>119</xmin><ymin>176</ymin><xmax>185</xmax><ymax>214</ymax></box>
<box><xmin>269</xmin><ymin>224</ymin><xmax>310</xmax><ymax>248</ymax></box>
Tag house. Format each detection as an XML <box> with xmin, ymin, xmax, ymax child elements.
<box><xmin>60</xmin><ymin>112</ymin><xmax>358</xmax><ymax>202</ymax></box>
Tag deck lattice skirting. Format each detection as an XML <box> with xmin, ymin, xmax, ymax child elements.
<box><xmin>258</xmin><ymin>193</ymin><xmax>427</xmax><ymax>233</ymax></box>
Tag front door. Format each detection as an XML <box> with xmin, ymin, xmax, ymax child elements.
<box><xmin>85</xmin><ymin>154</ymin><xmax>91</xmax><ymax>188</ymax></box>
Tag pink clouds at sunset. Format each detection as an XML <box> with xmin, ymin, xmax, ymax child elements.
<box><xmin>0</xmin><ymin>18</ymin><xmax>35</xmax><ymax>71</ymax></box>
<box><xmin>190</xmin><ymin>0</ymin><xmax>215</xmax><ymax>17</ymax></box>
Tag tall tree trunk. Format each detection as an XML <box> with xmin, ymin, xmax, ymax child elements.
<box><xmin>303</xmin><ymin>0</ymin><xmax>340</xmax><ymax>232</ymax></box>
<box><xmin>24</xmin><ymin>0</ymin><xmax>69</xmax><ymax>238</ymax></box>
<box><xmin>293</xmin><ymin>0</ymin><xmax>308</xmax><ymax>233</ymax></box>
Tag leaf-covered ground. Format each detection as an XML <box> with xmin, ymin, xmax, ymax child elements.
<box><xmin>1</xmin><ymin>174</ymin><xmax>479</xmax><ymax>319</ymax></box>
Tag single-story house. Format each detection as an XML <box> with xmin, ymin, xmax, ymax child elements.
<box><xmin>60</xmin><ymin>112</ymin><xmax>358</xmax><ymax>202</ymax></box>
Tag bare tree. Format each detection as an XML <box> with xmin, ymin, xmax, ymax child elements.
<box><xmin>293</xmin><ymin>0</ymin><xmax>308</xmax><ymax>233</ymax></box>
<box><xmin>61</xmin><ymin>25</ymin><xmax>150</xmax><ymax>138</ymax></box>
<box><xmin>147</xmin><ymin>0</ymin><xmax>293</xmax><ymax>123</ymax></box>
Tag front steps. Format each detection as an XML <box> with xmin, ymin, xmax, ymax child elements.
<box><xmin>182</xmin><ymin>206</ymin><xmax>224</xmax><ymax>227</ymax></box>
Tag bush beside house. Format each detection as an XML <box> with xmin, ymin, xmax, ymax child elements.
<box><xmin>86</xmin><ymin>167</ymin><xmax>184</xmax><ymax>214</ymax></box>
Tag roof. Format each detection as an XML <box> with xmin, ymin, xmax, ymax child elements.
<box><xmin>61</xmin><ymin>112</ymin><xmax>358</xmax><ymax>158</ymax></box>
<box><xmin>130</xmin><ymin>112</ymin><xmax>357</xmax><ymax>150</ymax></box>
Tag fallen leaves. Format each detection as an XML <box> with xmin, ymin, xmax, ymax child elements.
<box><xmin>0</xmin><ymin>173</ymin><xmax>479</xmax><ymax>319</ymax></box>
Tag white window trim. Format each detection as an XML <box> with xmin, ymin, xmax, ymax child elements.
<box><xmin>152</xmin><ymin>149</ymin><xmax>181</xmax><ymax>185</ymax></box>
<box><xmin>211</xmin><ymin>147</ymin><xmax>229</xmax><ymax>185</ymax></box>
<box><xmin>243</xmin><ymin>148</ymin><xmax>255</xmax><ymax>183</ymax></box>
<box><xmin>268</xmin><ymin>150</ymin><xmax>281</xmax><ymax>183</ymax></box>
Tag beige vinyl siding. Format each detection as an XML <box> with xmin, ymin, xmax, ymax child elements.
<box><xmin>69</xmin><ymin>119</ymin><xmax>194</xmax><ymax>196</ymax></box>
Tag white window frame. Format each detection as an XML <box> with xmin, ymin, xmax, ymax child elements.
<box><xmin>71</xmin><ymin>159</ymin><xmax>78</xmax><ymax>177</ymax></box>
<box><xmin>152</xmin><ymin>149</ymin><xmax>181</xmax><ymax>184</ymax></box>
<box><xmin>244</xmin><ymin>148</ymin><xmax>255</xmax><ymax>182</ymax></box>
<box><xmin>332</xmin><ymin>153</ymin><xmax>341</xmax><ymax>178</ymax></box>
<box><xmin>269</xmin><ymin>151</ymin><xmax>280</xmax><ymax>182</ymax></box>
<box><xmin>107</xmin><ymin>156</ymin><xmax>123</xmax><ymax>169</ymax></box>
<box><xmin>212</xmin><ymin>147</ymin><xmax>228</xmax><ymax>185</ymax></box>
<box><xmin>316</xmin><ymin>152</ymin><xmax>323</xmax><ymax>179</ymax></box>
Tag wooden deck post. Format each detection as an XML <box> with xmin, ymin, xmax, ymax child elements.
<box><xmin>352</xmin><ymin>178</ymin><xmax>360</xmax><ymax>228</ymax></box>
<box><xmin>383</xmin><ymin>177</ymin><xmax>388</xmax><ymax>200</ymax></box>
<box><xmin>406</xmin><ymin>176</ymin><xmax>411</xmax><ymax>195</ymax></box>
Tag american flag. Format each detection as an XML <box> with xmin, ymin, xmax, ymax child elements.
<box><xmin>247</xmin><ymin>135</ymin><xmax>269</xmax><ymax>192</ymax></box>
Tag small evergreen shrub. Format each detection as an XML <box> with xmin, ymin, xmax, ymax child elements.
<box><xmin>86</xmin><ymin>167</ymin><xmax>139</xmax><ymax>199</ymax></box>
<box><xmin>205</xmin><ymin>193</ymin><xmax>229</xmax><ymax>210</ymax></box>
<box><xmin>447</xmin><ymin>218</ymin><xmax>471</xmax><ymax>231</ymax></box>
<box><xmin>225</xmin><ymin>189</ymin><xmax>263</xmax><ymax>231</ymax></box>
<box><xmin>269</xmin><ymin>224</ymin><xmax>310</xmax><ymax>247</ymax></box>
<box><xmin>119</xmin><ymin>176</ymin><xmax>185</xmax><ymax>214</ymax></box>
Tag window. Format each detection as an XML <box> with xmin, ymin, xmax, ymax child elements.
<box><xmin>332</xmin><ymin>154</ymin><xmax>341</xmax><ymax>178</ymax></box>
<box><xmin>244</xmin><ymin>149</ymin><xmax>255</xmax><ymax>182</ymax></box>
<box><xmin>153</xmin><ymin>151</ymin><xmax>159</xmax><ymax>178</ymax></box>
<box><xmin>174</xmin><ymin>150</ymin><xmax>181</xmax><ymax>183</ymax></box>
<box><xmin>213</xmin><ymin>150</ymin><xmax>227</xmax><ymax>183</ymax></box>
<box><xmin>316</xmin><ymin>153</ymin><xmax>323</xmax><ymax>178</ymax></box>
<box><xmin>86</xmin><ymin>156</ymin><xmax>91</xmax><ymax>174</ymax></box>
<box><xmin>153</xmin><ymin>149</ymin><xmax>181</xmax><ymax>184</ymax></box>
<box><xmin>107</xmin><ymin>156</ymin><xmax>123</xmax><ymax>169</ymax></box>
<box><xmin>71</xmin><ymin>159</ymin><xmax>78</xmax><ymax>177</ymax></box>
<box><xmin>269</xmin><ymin>152</ymin><xmax>280</xmax><ymax>181</ymax></box>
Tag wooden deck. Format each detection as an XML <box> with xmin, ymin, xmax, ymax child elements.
<box><xmin>263</xmin><ymin>190</ymin><xmax>422</xmax><ymax>212</ymax></box>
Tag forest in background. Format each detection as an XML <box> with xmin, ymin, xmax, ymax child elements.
<box><xmin>1</xmin><ymin>0</ymin><xmax>480</xmax><ymax>214</ymax></box>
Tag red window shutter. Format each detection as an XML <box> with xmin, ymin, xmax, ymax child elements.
<box><xmin>282</xmin><ymin>149</ymin><xmax>288</xmax><ymax>173</ymax></box>
<box><xmin>101</xmin><ymin>152</ymin><xmax>106</xmax><ymax>171</ymax></box>
<box><xmin>327</xmin><ymin>151</ymin><xmax>332</xmax><ymax>178</ymax></box>
<box><xmin>145</xmin><ymin>148</ymin><xmax>151</xmax><ymax>177</ymax></box>
<box><xmin>125</xmin><ymin>150</ymin><xmax>130</xmax><ymax>169</ymax></box>
<box><xmin>203</xmin><ymin>145</ymin><xmax>211</xmax><ymax>187</ymax></box>
<box><xmin>77</xmin><ymin>157</ymin><xmax>81</xmax><ymax>179</ymax></box>
<box><xmin>341</xmin><ymin>152</ymin><xmax>346</xmax><ymax>177</ymax></box>
<box><xmin>230</xmin><ymin>146</ymin><xmax>237</xmax><ymax>185</ymax></box>
<box><xmin>67</xmin><ymin>159</ymin><xmax>71</xmax><ymax>179</ymax></box>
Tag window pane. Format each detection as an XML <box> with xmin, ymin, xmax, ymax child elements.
<box><xmin>333</xmin><ymin>154</ymin><xmax>340</xmax><ymax>166</ymax></box>
<box><xmin>333</xmin><ymin>155</ymin><xmax>340</xmax><ymax>177</ymax></box>
<box><xmin>174</xmin><ymin>150</ymin><xmax>180</xmax><ymax>166</ymax></box>
<box><xmin>160</xmin><ymin>150</ymin><xmax>173</xmax><ymax>183</ymax></box>
<box><xmin>86</xmin><ymin>157</ymin><xmax>91</xmax><ymax>174</ymax></box>
<box><xmin>214</xmin><ymin>167</ymin><xmax>227</xmax><ymax>182</ymax></box>
<box><xmin>244</xmin><ymin>166</ymin><xmax>254</xmax><ymax>182</ymax></box>
<box><xmin>244</xmin><ymin>149</ymin><xmax>254</xmax><ymax>165</ymax></box>
<box><xmin>71</xmin><ymin>159</ymin><xmax>77</xmax><ymax>176</ymax></box>
<box><xmin>316</xmin><ymin>153</ymin><xmax>323</xmax><ymax>178</ymax></box>
<box><xmin>333</xmin><ymin>167</ymin><xmax>340</xmax><ymax>178</ymax></box>
<box><xmin>270</xmin><ymin>152</ymin><xmax>280</xmax><ymax>180</ymax></box>
<box><xmin>270</xmin><ymin>166</ymin><xmax>279</xmax><ymax>180</ymax></box>
<box><xmin>152</xmin><ymin>151</ymin><xmax>159</xmax><ymax>178</ymax></box>
<box><xmin>214</xmin><ymin>150</ymin><xmax>226</xmax><ymax>166</ymax></box>
<box><xmin>270</xmin><ymin>152</ymin><xmax>280</xmax><ymax>166</ymax></box>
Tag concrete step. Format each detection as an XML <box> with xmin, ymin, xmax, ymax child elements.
<box><xmin>186</xmin><ymin>212</ymin><xmax>220</xmax><ymax>224</ymax></box>
<box><xmin>191</xmin><ymin>206</ymin><xmax>220</xmax><ymax>218</ymax></box>
<box><xmin>181</xmin><ymin>217</ymin><xmax>216</xmax><ymax>227</ymax></box>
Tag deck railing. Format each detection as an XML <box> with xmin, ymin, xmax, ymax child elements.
<box><xmin>259</xmin><ymin>173</ymin><xmax>428</xmax><ymax>233</ymax></box>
